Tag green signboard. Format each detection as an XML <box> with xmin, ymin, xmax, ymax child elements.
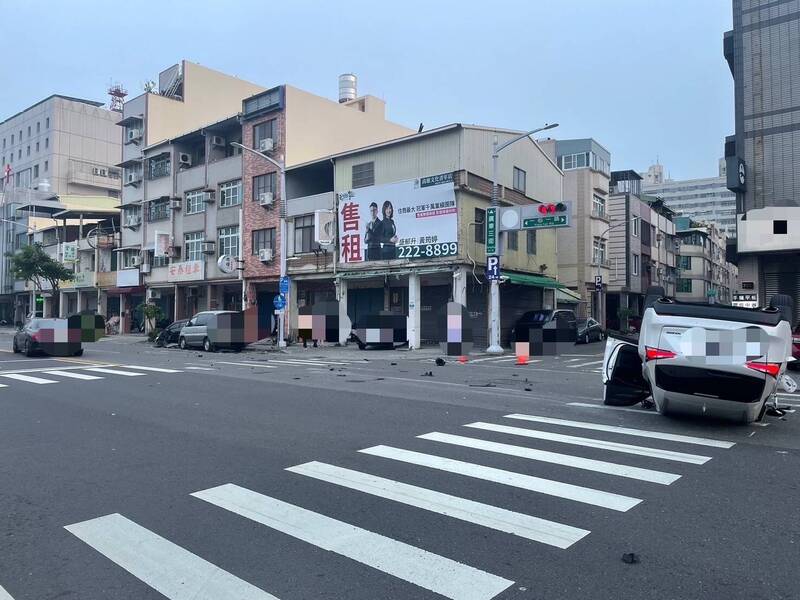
<box><xmin>522</xmin><ymin>214</ymin><xmax>569</xmax><ymax>229</ymax></box>
<box><xmin>486</xmin><ymin>207</ymin><xmax>497</xmax><ymax>254</ymax></box>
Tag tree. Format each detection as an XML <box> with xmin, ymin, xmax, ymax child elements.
<box><xmin>135</xmin><ymin>302</ymin><xmax>164</xmax><ymax>339</ymax></box>
<box><xmin>7</xmin><ymin>243</ymin><xmax>74</xmax><ymax>318</ymax></box>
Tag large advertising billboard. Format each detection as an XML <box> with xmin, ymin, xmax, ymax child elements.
<box><xmin>337</xmin><ymin>175</ymin><xmax>457</xmax><ymax>264</ymax></box>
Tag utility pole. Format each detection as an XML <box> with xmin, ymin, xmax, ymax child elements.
<box><xmin>486</xmin><ymin>123</ymin><xmax>558</xmax><ymax>353</ymax></box>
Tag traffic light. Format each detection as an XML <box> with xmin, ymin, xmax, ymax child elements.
<box><xmin>537</xmin><ymin>202</ymin><xmax>568</xmax><ymax>215</ymax></box>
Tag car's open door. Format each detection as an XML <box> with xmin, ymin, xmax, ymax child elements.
<box><xmin>602</xmin><ymin>334</ymin><xmax>650</xmax><ymax>406</ymax></box>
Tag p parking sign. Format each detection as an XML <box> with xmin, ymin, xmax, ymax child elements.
<box><xmin>486</xmin><ymin>256</ymin><xmax>500</xmax><ymax>281</ymax></box>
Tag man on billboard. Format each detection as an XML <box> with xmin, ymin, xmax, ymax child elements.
<box><xmin>365</xmin><ymin>202</ymin><xmax>382</xmax><ymax>261</ymax></box>
<box><xmin>379</xmin><ymin>200</ymin><xmax>398</xmax><ymax>259</ymax></box>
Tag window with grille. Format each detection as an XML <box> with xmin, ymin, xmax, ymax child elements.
<box><xmin>253</xmin><ymin>120</ymin><xmax>278</xmax><ymax>149</ymax></box>
<box><xmin>527</xmin><ymin>230</ymin><xmax>537</xmax><ymax>254</ymax></box>
<box><xmin>507</xmin><ymin>230</ymin><xmax>518</xmax><ymax>251</ymax></box>
<box><xmin>121</xmin><ymin>249</ymin><xmax>139</xmax><ymax>269</ymax></box>
<box><xmin>677</xmin><ymin>278</ymin><xmax>692</xmax><ymax>293</ymax></box>
<box><xmin>513</xmin><ymin>167</ymin><xmax>526</xmax><ymax>193</ymax></box>
<box><xmin>474</xmin><ymin>208</ymin><xmax>486</xmax><ymax>244</ymax></box>
<box><xmin>252</xmin><ymin>228</ymin><xmax>275</xmax><ymax>255</ymax></box>
<box><xmin>294</xmin><ymin>215</ymin><xmax>317</xmax><ymax>253</ymax></box>
<box><xmin>218</xmin><ymin>225</ymin><xmax>239</xmax><ymax>257</ymax></box>
<box><xmin>219</xmin><ymin>180</ymin><xmax>242</xmax><ymax>208</ymax></box>
<box><xmin>147</xmin><ymin>155</ymin><xmax>170</xmax><ymax>180</ymax></box>
<box><xmin>185</xmin><ymin>190</ymin><xmax>206</xmax><ymax>214</ymax></box>
<box><xmin>253</xmin><ymin>172</ymin><xmax>276</xmax><ymax>200</ymax></box>
<box><xmin>146</xmin><ymin>198</ymin><xmax>170</xmax><ymax>222</ymax></box>
<box><xmin>352</xmin><ymin>162</ymin><xmax>374</xmax><ymax>188</ymax></box>
<box><xmin>678</xmin><ymin>255</ymin><xmax>692</xmax><ymax>270</ymax></box>
<box><xmin>184</xmin><ymin>232</ymin><xmax>204</xmax><ymax>261</ymax></box>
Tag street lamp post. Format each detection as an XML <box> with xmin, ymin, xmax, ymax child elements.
<box><xmin>487</xmin><ymin>122</ymin><xmax>558</xmax><ymax>354</ymax></box>
<box><xmin>231</xmin><ymin>141</ymin><xmax>288</xmax><ymax>348</ymax></box>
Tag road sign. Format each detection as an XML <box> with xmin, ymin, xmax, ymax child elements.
<box><xmin>273</xmin><ymin>294</ymin><xmax>286</xmax><ymax>310</ymax></box>
<box><xmin>279</xmin><ymin>276</ymin><xmax>290</xmax><ymax>294</ymax></box>
<box><xmin>594</xmin><ymin>275</ymin><xmax>603</xmax><ymax>292</ymax></box>
<box><xmin>486</xmin><ymin>256</ymin><xmax>500</xmax><ymax>281</ymax></box>
<box><xmin>486</xmin><ymin>207</ymin><xmax>497</xmax><ymax>255</ymax></box>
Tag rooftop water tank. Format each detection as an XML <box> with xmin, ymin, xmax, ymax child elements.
<box><xmin>338</xmin><ymin>74</ymin><xmax>357</xmax><ymax>103</ymax></box>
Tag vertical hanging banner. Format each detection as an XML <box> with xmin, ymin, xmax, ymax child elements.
<box><xmin>154</xmin><ymin>231</ymin><xmax>171</xmax><ymax>258</ymax></box>
<box><xmin>485</xmin><ymin>207</ymin><xmax>497</xmax><ymax>255</ymax></box>
<box><xmin>62</xmin><ymin>242</ymin><xmax>78</xmax><ymax>263</ymax></box>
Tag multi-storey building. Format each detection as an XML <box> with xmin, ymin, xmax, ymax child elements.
<box><xmin>724</xmin><ymin>0</ymin><xmax>800</xmax><ymax>320</ymax></box>
<box><xmin>0</xmin><ymin>95</ymin><xmax>121</xmax><ymax>320</ymax></box>
<box><xmin>270</xmin><ymin>124</ymin><xmax>564</xmax><ymax>349</ymax></box>
<box><xmin>606</xmin><ymin>170</ymin><xmax>678</xmax><ymax>330</ymax></box>
<box><xmin>538</xmin><ymin>138</ymin><xmax>612</xmax><ymax>323</ymax></box>
<box><xmin>674</xmin><ymin>216</ymin><xmax>738</xmax><ymax>305</ymax></box>
<box><xmin>641</xmin><ymin>160</ymin><xmax>737</xmax><ymax>240</ymax></box>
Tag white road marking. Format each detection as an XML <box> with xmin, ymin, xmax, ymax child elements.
<box><xmin>418</xmin><ymin>432</ymin><xmax>680</xmax><ymax>485</ymax></box>
<box><xmin>123</xmin><ymin>365</ymin><xmax>183</xmax><ymax>373</ymax></box>
<box><xmin>64</xmin><ymin>513</ymin><xmax>278</xmax><ymax>600</ymax></box>
<box><xmin>0</xmin><ymin>373</ymin><xmax>58</xmax><ymax>384</ymax></box>
<box><xmin>0</xmin><ymin>583</ymin><xmax>14</xmax><ymax>600</ymax></box>
<box><xmin>215</xmin><ymin>361</ymin><xmax>277</xmax><ymax>369</ymax></box>
<box><xmin>468</xmin><ymin>356</ymin><xmax>509</xmax><ymax>363</ymax></box>
<box><xmin>193</xmin><ymin>483</ymin><xmax>514</xmax><ymax>600</ymax></box>
<box><xmin>360</xmin><ymin>445</ymin><xmax>641</xmax><ymax>512</ymax></box>
<box><xmin>466</xmin><ymin>422</ymin><xmax>712</xmax><ymax>464</ymax></box>
<box><xmin>84</xmin><ymin>368</ymin><xmax>144</xmax><ymax>377</ymax></box>
<box><xmin>267</xmin><ymin>359</ymin><xmax>345</xmax><ymax>366</ymax></box>
<box><xmin>184</xmin><ymin>366</ymin><xmax>216</xmax><ymax>371</ymax></box>
<box><xmin>44</xmin><ymin>370</ymin><xmax>103</xmax><ymax>381</ymax></box>
<box><xmin>567</xmin><ymin>402</ymin><xmax>660</xmax><ymax>415</ymax></box>
<box><xmin>505</xmin><ymin>414</ymin><xmax>735</xmax><ymax>449</ymax></box>
<box><xmin>0</xmin><ymin>358</ymin><xmax>65</xmax><ymax>363</ymax></box>
<box><xmin>566</xmin><ymin>360</ymin><xmax>605</xmax><ymax>368</ymax></box>
<box><xmin>286</xmin><ymin>461</ymin><xmax>589</xmax><ymax>548</ymax></box>
<box><xmin>563</xmin><ymin>358</ymin><xmax>584</xmax><ymax>363</ymax></box>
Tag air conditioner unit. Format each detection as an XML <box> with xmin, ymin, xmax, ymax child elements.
<box><xmin>123</xmin><ymin>216</ymin><xmax>141</xmax><ymax>229</ymax></box>
<box><xmin>258</xmin><ymin>248</ymin><xmax>274</xmax><ymax>262</ymax></box>
<box><xmin>131</xmin><ymin>256</ymin><xmax>142</xmax><ymax>267</ymax></box>
<box><xmin>170</xmin><ymin>199</ymin><xmax>182</xmax><ymax>210</ymax></box>
<box><xmin>201</xmin><ymin>241</ymin><xmax>216</xmax><ymax>254</ymax></box>
<box><xmin>210</xmin><ymin>135</ymin><xmax>225</xmax><ymax>147</ymax></box>
<box><xmin>126</xmin><ymin>172</ymin><xmax>141</xmax><ymax>185</ymax></box>
<box><xmin>146</xmin><ymin>288</ymin><xmax>162</xmax><ymax>300</ymax></box>
<box><xmin>178</xmin><ymin>153</ymin><xmax>192</xmax><ymax>167</ymax></box>
<box><xmin>127</xmin><ymin>129</ymin><xmax>142</xmax><ymax>143</ymax></box>
<box><xmin>258</xmin><ymin>192</ymin><xmax>274</xmax><ymax>206</ymax></box>
<box><xmin>140</xmin><ymin>263</ymin><xmax>151</xmax><ymax>274</ymax></box>
<box><xmin>202</xmin><ymin>190</ymin><xmax>215</xmax><ymax>203</ymax></box>
<box><xmin>258</xmin><ymin>138</ymin><xmax>274</xmax><ymax>153</ymax></box>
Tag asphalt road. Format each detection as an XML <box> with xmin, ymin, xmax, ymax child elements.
<box><xmin>0</xmin><ymin>333</ymin><xmax>798</xmax><ymax>600</ymax></box>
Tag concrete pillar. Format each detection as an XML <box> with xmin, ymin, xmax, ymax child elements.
<box><xmin>76</xmin><ymin>290</ymin><xmax>84</xmax><ymax>313</ymax></box>
<box><xmin>174</xmin><ymin>285</ymin><xmax>183</xmax><ymax>320</ymax></box>
<box><xmin>119</xmin><ymin>294</ymin><xmax>128</xmax><ymax>333</ymax></box>
<box><xmin>97</xmin><ymin>289</ymin><xmax>108</xmax><ymax>318</ymax></box>
<box><xmin>338</xmin><ymin>278</ymin><xmax>350</xmax><ymax>345</ymax></box>
<box><xmin>58</xmin><ymin>291</ymin><xmax>66</xmax><ymax>318</ymax></box>
<box><xmin>408</xmin><ymin>273</ymin><xmax>421</xmax><ymax>350</ymax></box>
<box><xmin>206</xmin><ymin>284</ymin><xmax>214</xmax><ymax>311</ymax></box>
<box><xmin>453</xmin><ymin>267</ymin><xmax>467</xmax><ymax>307</ymax></box>
<box><xmin>288</xmin><ymin>278</ymin><xmax>298</xmax><ymax>341</ymax></box>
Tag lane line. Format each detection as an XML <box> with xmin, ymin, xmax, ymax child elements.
<box><xmin>505</xmin><ymin>414</ymin><xmax>735</xmax><ymax>449</ymax></box>
<box><xmin>466</xmin><ymin>422</ymin><xmax>712</xmax><ymax>464</ymax></box>
<box><xmin>566</xmin><ymin>360</ymin><xmax>605</xmax><ymax>368</ymax></box>
<box><xmin>563</xmin><ymin>358</ymin><xmax>584</xmax><ymax>363</ymax></box>
<box><xmin>0</xmin><ymin>373</ymin><xmax>58</xmax><ymax>384</ymax></box>
<box><xmin>0</xmin><ymin>363</ymin><xmax>110</xmax><ymax>375</ymax></box>
<box><xmin>64</xmin><ymin>513</ymin><xmax>278</xmax><ymax>600</ymax></box>
<box><xmin>44</xmin><ymin>370</ymin><xmax>103</xmax><ymax>381</ymax></box>
<box><xmin>266</xmin><ymin>359</ymin><xmax>345</xmax><ymax>366</ymax></box>
<box><xmin>567</xmin><ymin>402</ymin><xmax>660</xmax><ymax>415</ymax></box>
<box><xmin>193</xmin><ymin>484</ymin><xmax>514</xmax><ymax>600</ymax></box>
<box><xmin>418</xmin><ymin>432</ymin><xmax>680</xmax><ymax>485</ymax></box>
<box><xmin>83</xmin><ymin>368</ymin><xmax>144</xmax><ymax>377</ymax></box>
<box><xmin>123</xmin><ymin>365</ymin><xmax>183</xmax><ymax>373</ymax></box>
<box><xmin>360</xmin><ymin>445</ymin><xmax>641</xmax><ymax>512</ymax></box>
<box><xmin>184</xmin><ymin>366</ymin><xmax>216</xmax><ymax>371</ymax></box>
<box><xmin>215</xmin><ymin>361</ymin><xmax>277</xmax><ymax>369</ymax></box>
<box><xmin>0</xmin><ymin>583</ymin><xmax>14</xmax><ymax>600</ymax></box>
<box><xmin>286</xmin><ymin>461</ymin><xmax>589</xmax><ymax>548</ymax></box>
<box><xmin>0</xmin><ymin>358</ymin><xmax>65</xmax><ymax>364</ymax></box>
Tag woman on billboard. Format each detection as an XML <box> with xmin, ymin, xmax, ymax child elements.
<box><xmin>380</xmin><ymin>200</ymin><xmax>398</xmax><ymax>259</ymax></box>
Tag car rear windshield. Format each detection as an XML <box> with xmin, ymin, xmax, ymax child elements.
<box><xmin>652</xmin><ymin>300</ymin><xmax>783</xmax><ymax>327</ymax></box>
<box><xmin>521</xmin><ymin>311</ymin><xmax>554</xmax><ymax>324</ymax></box>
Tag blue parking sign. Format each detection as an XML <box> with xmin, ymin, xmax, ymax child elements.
<box><xmin>273</xmin><ymin>294</ymin><xmax>286</xmax><ymax>310</ymax></box>
<box><xmin>486</xmin><ymin>256</ymin><xmax>500</xmax><ymax>281</ymax></box>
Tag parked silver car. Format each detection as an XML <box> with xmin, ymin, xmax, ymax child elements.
<box><xmin>603</xmin><ymin>288</ymin><xmax>793</xmax><ymax>423</ymax></box>
<box><xmin>178</xmin><ymin>310</ymin><xmax>242</xmax><ymax>352</ymax></box>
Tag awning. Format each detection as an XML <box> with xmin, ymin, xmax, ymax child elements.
<box><xmin>116</xmin><ymin>157</ymin><xmax>143</xmax><ymax>169</ymax></box>
<box><xmin>116</xmin><ymin>115</ymin><xmax>143</xmax><ymax>128</ymax></box>
<box><xmin>336</xmin><ymin>266</ymin><xmax>454</xmax><ymax>280</ymax></box>
<box><xmin>105</xmin><ymin>286</ymin><xmax>145</xmax><ymax>296</ymax></box>
<box><xmin>502</xmin><ymin>272</ymin><xmax>565</xmax><ymax>289</ymax></box>
<box><xmin>556</xmin><ymin>287</ymin><xmax>583</xmax><ymax>303</ymax></box>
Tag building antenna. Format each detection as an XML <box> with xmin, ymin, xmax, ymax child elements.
<box><xmin>108</xmin><ymin>81</ymin><xmax>128</xmax><ymax>112</ymax></box>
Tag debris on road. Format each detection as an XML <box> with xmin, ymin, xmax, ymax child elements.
<box><xmin>435</xmin><ymin>358</ymin><xmax>446</xmax><ymax>366</ymax></box>
<box><xmin>622</xmin><ymin>553</ymin><xmax>640</xmax><ymax>564</ymax></box>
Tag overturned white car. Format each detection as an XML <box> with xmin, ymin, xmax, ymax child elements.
<box><xmin>602</xmin><ymin>287</ymin><xmax>794</xmax><ymax>423</ymax></box>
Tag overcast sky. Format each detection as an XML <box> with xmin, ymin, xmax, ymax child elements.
<box><xmin>0</xmin><ymin>0</ymin><xmax>733</xmax><ymax>180</ymax></box>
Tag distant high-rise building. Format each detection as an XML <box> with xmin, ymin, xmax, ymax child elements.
<box><xmin>724</xmin><ymin>0</ymin><xmax>800</xmax><ymax>318</ymax></box>
<box><xmin>641</xmin><ymin>160</ymin><xmax>737</xmax><ymax>240</ymax></box>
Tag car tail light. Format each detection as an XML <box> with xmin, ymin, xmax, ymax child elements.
<box><xmin>30</xmin><ymin>333</ymin><xmax>39</xmax><ymax>342</ymax></box>
<box><xmin>745</xmin><ymin>361</ymin><xmax>781</xmax><ymax>378</ymax></box>
<box><xmin>645</xmin><ymin>346</ymin><xmax>676</xmax><ymax>361</ymax></box>
<box><xmin>792</xmin><ymin>336</ymin><xmax>800</xmax><ymax>344</ymax></box>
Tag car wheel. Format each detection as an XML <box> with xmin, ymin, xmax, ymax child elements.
<box><xmin>73</xmin><ymin>348</ymin><xmax>84</xmax><ymax>357</ymax></box>
<box><xmin>202</xmin><ymin>337</ymin><xmax>214</xmax><ymax>353</ymax></box>
<box><xmin>178</xmin><ymin>337</ymin><xmax>188</xmax><ymax>350</ymax></box>
<box><xmin>24</xmin><ymin>340</ymin><xmax>35</xmax><ymax>357</ymax></box>
<box><xmin>583</xmin><ymin>333</ymin><xmax>590</xmax><ymax>344</ymax></box>
<box><xmin>12</xmin><ymin>338</ymin><xmax>19</xmax><ymax>353</ymax></box>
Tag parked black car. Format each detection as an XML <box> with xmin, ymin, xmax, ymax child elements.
<box><xmin>154</xmin><ymin>319</ymin><xmax>189</xmax><ymax>347</ymax></box>
<box><xmin>510</xmin><ymin>309</ymin><xmax>578</xmax><ymax>345</ymax></box>
<box><xmin>576</xmin><ymin>318</ymin><xmax>604</xmax><ymax>343</ymax></box>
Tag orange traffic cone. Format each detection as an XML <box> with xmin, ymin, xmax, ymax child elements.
<box><xmin>516</xmin><ymin>353</ymin><xmax>529</xmax><ymax>365</ymax></box>
<box><xmin>458</xmin><ymin>355</ymin><xmax>468</xmax><ymax>364</ymax></box>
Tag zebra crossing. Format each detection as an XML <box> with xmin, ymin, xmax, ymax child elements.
<box><xmin>0</xmin><ymin>364</ymin><xmax>184</xmax><ymax>390</ymax></box>
<box><xmin>64</xmin><ymin>412</ymin><xmax>736</xmax><ymax>600</ymax></box>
